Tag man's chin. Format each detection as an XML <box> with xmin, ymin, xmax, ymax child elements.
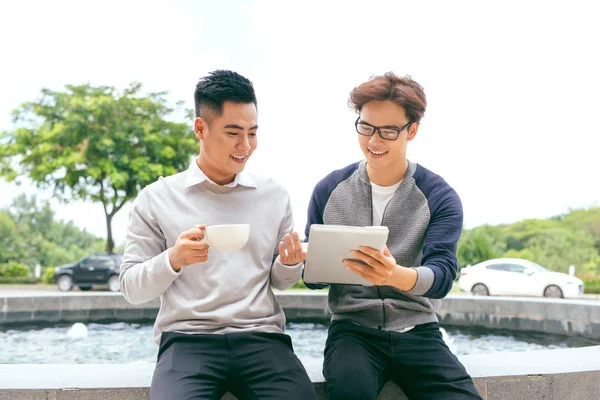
<box><xmin>228</xmin><ymin>162</ymin><xmax>246</xmax><ymax>175</ymax></box>
<box><xmin>365</xmin><ymin>157</ymin><xmax>386</xmax><ymax>167</ymax></box>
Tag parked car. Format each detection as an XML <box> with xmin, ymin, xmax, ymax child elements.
<box><xmin>53</xmin><ymin>253</ymin><xmax>123</xmax><ymax>292</ymax></box>
<box><xmin>457</xmin><ymin>258</ymin><xmax>584</xmax><ymax>298</ymax></box>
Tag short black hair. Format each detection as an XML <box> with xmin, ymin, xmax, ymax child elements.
<box><xmin>194</xmin><ymin>70</ymin><xmax>257</xmax><ymax>121</ymax></box>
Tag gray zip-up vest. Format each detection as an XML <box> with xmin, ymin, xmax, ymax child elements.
<box><xmin>304</xmin><ymin>160</ymin><xmax>463</xmax><ymax>331</ymax></box>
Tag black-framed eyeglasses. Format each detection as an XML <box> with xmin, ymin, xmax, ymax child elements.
<box><xmin>355</xmin><ymin>117</ymin><xmax>412</xmax><ymax>141</ymax></box>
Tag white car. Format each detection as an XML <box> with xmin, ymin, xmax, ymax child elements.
<box><xmin>457</xmin><ymin>258</ymin><xmax>584</xmax><ymax>298</ymax></box>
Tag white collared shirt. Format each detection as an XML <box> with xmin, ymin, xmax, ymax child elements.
<box><xmin>185</xmin><ymin>158</ymin><xmax>257</xmax><ymax>189</ymax></box>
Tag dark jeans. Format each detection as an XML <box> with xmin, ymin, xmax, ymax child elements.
<box><xmin>324</xmin><ymin>321</ymin><xmax>482</xmax><ymax>400</ymax></box>
<box><xmin>150</xmin><ymin>331</ymin><xmax>317</xmax><ymax>400</ymax></box>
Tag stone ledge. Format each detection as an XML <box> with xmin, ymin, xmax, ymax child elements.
<box><xmin>1</xmin><ymin>346</ymin><xmax>599</xmax><ymax>400</ymax></box>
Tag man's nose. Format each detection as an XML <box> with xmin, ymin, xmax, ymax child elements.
<box><xmin>237</xmin><ymin>135</ymin><xmax>250</xmax><ymax>151</ymax></box>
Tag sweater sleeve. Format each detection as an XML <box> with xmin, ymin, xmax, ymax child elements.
<box><xmin>406</xmin><ymin>185</ymin><xmax>463</xmax><ymax>299</ymax></box>
<box><xmin>119</xmin><ymin>189</ymin><xmax>181</xmax><ymax>305</ymax></box>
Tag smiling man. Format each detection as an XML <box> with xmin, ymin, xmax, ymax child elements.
<box><xmin>304</xmin><ymin>73</ymin><xmax>481</xmax><ymax>400</ymax></box>
<box><xmin>120</xmin><ymin>70</ymin><xmax>317</xmax><ymax>399</ymax></box>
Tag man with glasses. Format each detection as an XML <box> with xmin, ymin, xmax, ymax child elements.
<box><xmin>303</xmin><ymin>72</ymin><xmax>481</xmax><ymax>399</ymax></box>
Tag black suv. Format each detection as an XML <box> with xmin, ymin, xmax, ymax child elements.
<box><xmin>53</xmin><ymin>253</ymin><xmax>123</xmax><ymax>292</ymax></box>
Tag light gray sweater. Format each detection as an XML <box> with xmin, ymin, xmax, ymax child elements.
<box><xmin>120</xmin><ymin>161</ymin><xmax>302</xmax><ymax>344</ymax></box>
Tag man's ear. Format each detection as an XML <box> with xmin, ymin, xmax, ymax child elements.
<box><xmin>194</xmin><ymin>117</ymin><xmax>206</xmax><ymax>140</ymax></box>
<box><xmin>406</xmin><ymin>122</ymin><xmax>419</xmax><ymax>142</ymax></box>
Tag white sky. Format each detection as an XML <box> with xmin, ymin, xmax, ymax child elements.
<box><xmin>1</xmin><ymin>0</ymin><xmax>599</xmax><ymax>246</ymax></box>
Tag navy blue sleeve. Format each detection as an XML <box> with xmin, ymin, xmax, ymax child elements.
<box><xmin>304</xmin><ymin>185</ymin><xmax>325</xmax><ymax>240</ymax></box>
<box><xmin>302</xmin><ymin>162</ymin><xmax>359</xmax><ymax>290</ymax></box>
<box><xmin>414</xmin><ymin>166</ymin><xmax>463</xmax><ymax>299</ymax></box>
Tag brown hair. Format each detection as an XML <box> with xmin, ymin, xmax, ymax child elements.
<box><xmin>349</xmin><ymin>72</ymin><xmax>427</xmax><ymax>123</ymax></box>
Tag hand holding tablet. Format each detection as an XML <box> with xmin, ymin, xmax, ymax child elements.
<box><xmin>303</xmin><ymin>224</ymin><xmax>389</xmax><ymax>286</ymax></box>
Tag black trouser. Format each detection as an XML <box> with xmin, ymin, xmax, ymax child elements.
<box><xmin>150</xmin><ymin>331</ymin><xmax>317</xmax><ymax>400</ymax></box>
<box><xmin>324</xmin><ymin>321</ymin><xmax>482</xmax><ymax>400</ymax></box>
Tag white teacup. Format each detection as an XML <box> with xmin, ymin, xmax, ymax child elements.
<box><xmin>203</xmin><ymin>224</ymin><xmax>250</xmax><ymax>252</ymax></box>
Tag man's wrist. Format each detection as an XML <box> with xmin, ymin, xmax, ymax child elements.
<box><xmin>168</xmin><ymin>248</ymin><xmax>182</xmax><ymax>272</ymax></box>
<box><xmin>280</xmin><ymin>257</ymin><xmax>302</xmax><ymax>267</ymax></box>
<box><xmin>390</xmin><ymin>265</ymin><xmax>418</xmax><ymax>292</ymax></box>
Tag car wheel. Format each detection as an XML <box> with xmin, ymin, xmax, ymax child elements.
<box><xmin>108</xmin><ymin>275</ymin><xmax>120</xmax><ymax>292</ymax></box>
<box><xmin>78</xmin><ymin>286</ymin><xmax>92</xmax><ymax>291</ymax></box>
<box><xmin>57</xmin><ymin>275</ymin><xmax>74</xmax><ymax>291</ymax></box>
<box><xmin>544</xmin><ymin>285</ymin><xmax>563</xmax><ymax>298</ymax></box>
<box><xmin>472</xmin><ymin>283</ymin><xmax>489</xmax><ymax>296</ymax></box>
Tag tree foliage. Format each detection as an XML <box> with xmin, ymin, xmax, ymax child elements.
<box><xmin>458</xmin><ymin>207</ymin><xmax>600</xmax><ymax>275</ymax></box>
<box><xmin>0</xmin><ymin>83</ymin><xmax>198</xmax><ymax>253</ymax></box>
<box><xmin>0</xmin><ymin>194</ymin><xmax>105</xmax><ymax>270</ymax></box>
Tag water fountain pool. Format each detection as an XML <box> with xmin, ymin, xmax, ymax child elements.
<box><xmin>1</xmin><ymin>321</ymin><xmax>597</xmax><ymax>365</ymax></box>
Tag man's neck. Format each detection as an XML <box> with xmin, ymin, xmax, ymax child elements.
<box><xmin>197</xmin><ymin>157</ymin><xmax>235</xmax><ymax>186</ymax></box>
<box><xmin>366</xmin><ymin>160</ymin><xmax>408</xmax><ymax>186</ymax></box>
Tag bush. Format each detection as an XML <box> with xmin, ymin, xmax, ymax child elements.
<box><xmin>583</xmin><ymin>278</ymin><xmax>600</xmax><ymax>294</ymax></box>
<box><xmin>0</xmin><ymin>262</ymin><xmax>30</xmax><ymax>278</ymax></box>
<box><xmin>42</xmin><ymin>267</ymin><xmax>56</xmax><ymax>284</ymax></box>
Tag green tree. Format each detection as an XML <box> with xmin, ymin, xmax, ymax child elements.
<box><xmin>0</xmin><ymin>211</ymin><xmax>18</xmax><ymax>263</ymax></box>
<box><xmin>4</xmin><ymin>195</ymin><xmax>54</xmax><ymax>267</ymax></box>
<box><xmin>562</xmin><ymin>207</ymin><xmax>600</xmax><ymax>251</ymax></box>
<box><xmin>1</xmin><ymin>195</ymin><xmax>107</xmax><ymax>269</ymax></box>
<box><xmin>456</xmin><ymin>208</ymin><xmax>600</xmax><ymax>276</ymax></box>
<box><xmin>500</xmin><ymin>218</ymin><xmax>559</xmax><ymax>251</ymax></box>
<box><xmin>523</xmin><ymin>228</ymin><xmax>598</xmax><ymax>273</ymax></box>
<box><xmin>457</xmin><ymin>228</ymin><xmax>500</xmax><ymax>268</ymax></box>
<box><xmin>503</xmin><ymin>248</ymin><xmax>536</xmax><ymax>261</ymax></box>
<box><xmin>7</xmin><ymin>194</ymin><xmax>55</xmax><ymax>236</ymax></box>
<box><xmin>0</xmin><ymin>83</ymin><xmax>198</xmax><ymax>253</ymax></box>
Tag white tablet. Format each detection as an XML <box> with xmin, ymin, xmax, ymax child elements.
<box><xmin>303</xmin><ymin>224</ymin><xmax>389</xmax><ymax>286</ymax></box>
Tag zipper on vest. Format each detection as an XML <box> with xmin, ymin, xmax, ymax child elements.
<box><xmin>369</xmin><ymin>179</ymin><xmax>386</xmax><ymax>329</ymax></box>
<box><xmin>379</xmin><ymin>190</ymin><xmax>396</xmax><ymax>330</ymax></box>
<box><xmin>378</xmin><ymin>286</ymin><xmax>386</xmax><ymax>329</ymax></box>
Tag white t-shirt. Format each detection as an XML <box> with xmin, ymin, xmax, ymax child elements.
<box><xmin>370</xmin><ymin>179</ymin><xmax>415</xmax><ymax>333</ymax></box>
<box><xmin>370</xmin><ymin>180</ymin><xmax>402</xmax><ymax>226</ymax></box>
